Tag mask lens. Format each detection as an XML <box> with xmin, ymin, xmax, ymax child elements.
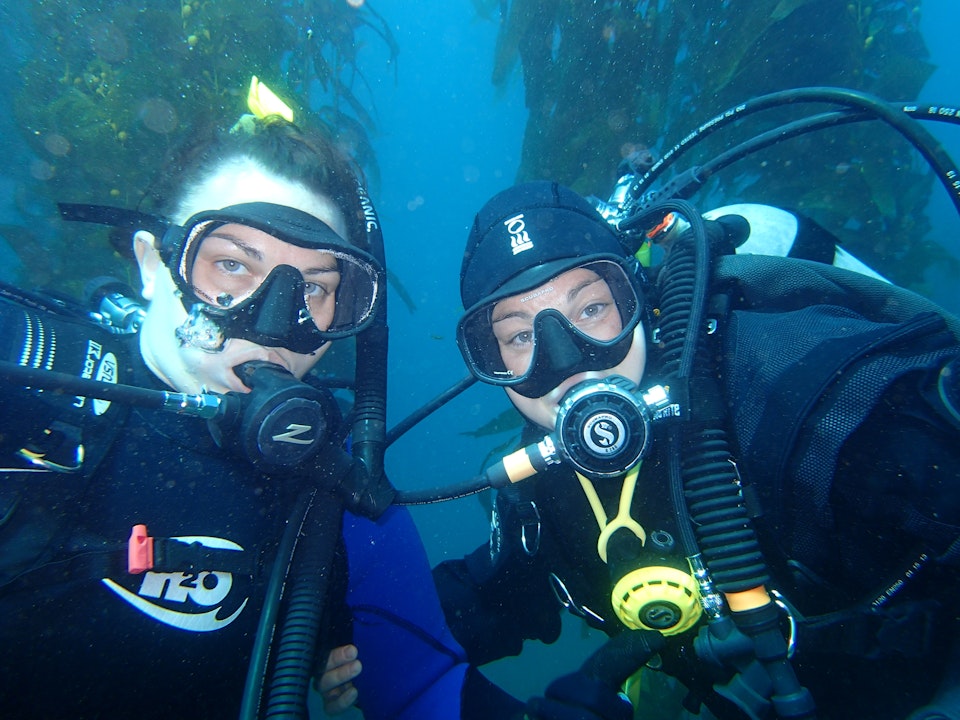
<box><xmin>457</xmin><ymin>259</ymin><xmax>642</xmax><ymax>386</ymax></box>
<box><xmin>177</xmin><ymin>220</ymin><xmax>381</xmax><ymax>344</ymax></box>
<box><xmin>323</xmin><ymin>250</ymin><xmax>380</xmax><ymax>334</ymax></box>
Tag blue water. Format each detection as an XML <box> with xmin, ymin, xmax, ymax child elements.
<box><xmin>355</xmin><ymin>4</ymin><xmax>604</xmax><ymax>701</ymax></box>
<box><xmin>2</xmin><ymin>0</ymin><xmax>959</xmax><ymax>713</ymax></box>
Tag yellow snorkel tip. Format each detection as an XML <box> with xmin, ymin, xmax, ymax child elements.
<box><xmin>247</xmin><ymin>76</ymin><xmax>294</xmax><ymax>122</ymax></box>
<box><xmin>232</xmin><ymin>76</ymin><xmax>295</xmax><ymax>134</ymax></box>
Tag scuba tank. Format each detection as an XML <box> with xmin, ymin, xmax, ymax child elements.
<box><xmin>0</xmin><ymin>280</ymin><xmax>138</xmax><ymax>475</ymax></box>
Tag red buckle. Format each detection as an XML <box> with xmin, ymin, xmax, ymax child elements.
<box><xmin>127</xmin><ymin>524</ymin><xmax>154</xmax><ymax>574</ymax></box>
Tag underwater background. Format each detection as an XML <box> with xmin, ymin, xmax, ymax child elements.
<box><xmin>1</xmin><ymin>0</ymin><xmax>958</xmax><ymax>714</ymax></box>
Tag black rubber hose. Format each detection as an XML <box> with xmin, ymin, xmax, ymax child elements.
<box><xmin>627</xmin><ymin>86</ymin><xmax>960</xmax><ymax>217</ymax></box>
<box><xmin>264</xmin><ymin>490</ymin><xmax>343</xmax><ymax>719</ymax></box>
<box><xmin>647</xmin><ymin>200</ymin><xmax>769</xmax><ymax>592</ymax></box>
<box><xmin>681</xmin><ymin>428</ymin><xmax>768</xmax><ymax>592</ymax></box>
<box><xmin>393</xmin><ymin>474</ymin><xmax>492</xmax><ymax>505</ymax></box>
<box><xmin>386</xmin><ymin>375</ymin><xmax>477</xmax><ymax>448</ymax></box>
<box><xmin>0</xmin><ymin>360</ymin><xmax>180</xmax><ymax>410</ymax></box>
<box><xmin>238</xmin><ymin>491</ymin><xmax>313</xmax><ymax>720</ymax></box>
<box><xmin>644</xmin><ymin>195</ymin><xmax>812</xmax><ymax>718</ymax></box>
<box><xmin>259</xmin><ymin>184</ymin><xmax>391</xmax><ymax>719</ymax></box>
<box><xmin>653</xmin><ymin>110</ymin><xmax>871</xmax><ymax>203</ymax></box>
<box><xmin>351</xmin><ymin>183</ymin><xmax>389</xmax><ymax>486</ymax></box>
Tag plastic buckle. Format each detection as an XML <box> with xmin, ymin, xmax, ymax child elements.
<box><xmin>517</xmin><ymin>501</ymin><xmax>541</xmax><ymax>556</ymax></box>
<box><xmin>128</xmin><ymin>524</ymin><xmax>154</xmax><ymax>574</ymax></box>
<box><xmin>645</xmin><ymin>212</ymin><xmax>677</xmax><ymax>240</ymax></box>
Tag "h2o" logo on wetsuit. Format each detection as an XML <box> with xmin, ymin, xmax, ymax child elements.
<box><xmin>101</xmin><ymin>535</ymin><xmax>248</xmax><ymax>633</ymax></box>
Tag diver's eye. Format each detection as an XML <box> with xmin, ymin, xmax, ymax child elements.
<box><xmin>507</xmin><ymin>330</ymin><xmax>534</xmax><ymax>347</ymax></box>
<box><xmin>304</xmin><ymin>281</ymin><xmax>332</xmax><ymax>298</ymax></box>
<box><xmin>215</xmin><ymin>258</ymin><xmax>247</xmax><ymax>274</ymax></box>
<box><xmin>578</xmin><ymin>300</ymin><xmax>616</xmax><ymax>324</ymax></box>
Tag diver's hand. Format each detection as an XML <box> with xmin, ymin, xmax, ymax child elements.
<box><xmin>525</xmin><ymin>629</ymin><xmax>665</xmax><ymax>720</ymax></box>
<box><xmin>319</xmin><ymin>644</ymin><xmax>362</xmax><ymax>715</ymax></box>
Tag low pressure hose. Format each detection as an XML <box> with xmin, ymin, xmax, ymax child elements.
<box><xmin>644</xmin><ymin>199</ymin><xmax>769</xmax><ymax>593</ymax></box>
<box><xmin>258</xmin><ymin>184</ymin><xmax>392</xmax><ymax>720</ymax></box>
<box><xmin>648</xmin><ymin>202</ymin><xmax>814</xmax><ymax>718</ymax></box>
<box><xmin>264</xmin><ymin>490</ymin><xmax>344</xmax><ymax>719</ymax></box>
<box><xmin>239</xmin><ymin>491</ymin><xmax>312</xmax><ymax>720</ymax></box>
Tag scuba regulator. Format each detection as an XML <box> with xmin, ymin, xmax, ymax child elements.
<box><xmin>468</xmin><ymin>374</ymin><xmax>705</xmax><ymax>637</ymax></box>
<box><xmin>208</xmin><ymin>360</ymin><xmax>342</xmax><ymax>471</ymax></box>
<box><xmin>555</xmin><ymin>375</ymin><xmax>667</xmax><ymax>480</ymax></box>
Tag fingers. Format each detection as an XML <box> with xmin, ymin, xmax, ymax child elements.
<box><xmin>319</xmin><ymin>644</ymin><xmax>362</xmax><ymax>715</ymax></box>
<box><xmin>323</xmin><ymin>644</ymin><xmax>359</xmax><ymax>674</ymax></box>
<box><xmin>323</xmin><ymin>682</ymin><xmax>359</xmax><ymax>716</ymax></box>
<box><xmin>320</xmin><ymin>644</ymin><xmax>361</xmax><ymax>692</ymax></box>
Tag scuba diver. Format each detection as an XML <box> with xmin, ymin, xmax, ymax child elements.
<box><xmin>324</xmin><ymin>164</ymin><xmax>960</xmax><ymax>718</ymax></box>
<box><xmin>302</xmin><ymin>85</ymin><xmax>960</xmax><ymax>719</ymax></box>
<box><xmin>432</xmin><ymin>179</ymin><xmax>960</xmax><ymax>719</ymax></box>
<box><xmin>0</xmin><ymin>112</ymin><xmax>471</xmax><ymax>719</ymax></box>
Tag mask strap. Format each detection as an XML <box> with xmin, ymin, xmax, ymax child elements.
<box><xmin>575</xmin><ymin>466</ymin><xmax>647</xmax><ymax>564</ymax></box>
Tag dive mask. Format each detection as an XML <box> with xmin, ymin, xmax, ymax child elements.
<box><xmin>60</xmin><ymin>201</ymin><xmax>384</xmax><ymax>354</ymax></box>
<box><xmin>457</xmin><ymin>257</ymin><xmax>644</xmax><ymax>398</ymax></box>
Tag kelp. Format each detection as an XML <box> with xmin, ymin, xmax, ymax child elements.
<box><xmin>11</xmin><ymin>0</ymin><xmax>395</xmax><ymax>291</ymax></box>
<box><xmin>489</xmin><ymin>0</ymin><xmax>953</xmax><ymax>296</ymax></box>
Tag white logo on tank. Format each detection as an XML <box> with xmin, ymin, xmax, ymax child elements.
<box><xmin>93</xmin><ymin>352</ymin><xmax>118</xmax><ymax>415</ymax></box>
<box><xmin>74</xmin><ymin>341</ymin><xmax>117</xmax><ymax>415</ymax></box>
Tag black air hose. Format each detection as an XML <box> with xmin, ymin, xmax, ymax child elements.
<box><xmin>352</xmin><ymin>296</ymin><xmax>387</xmax><ymax>484</ymax></box>
<box><xmin>264</xmin><ymin>491</ymin><xmax>343</xmax><ymax>718</ymax></box>
<box><xmin>646</xmin><ymin>201</ymin><xmax>769</xmax><ymax>593</ymax></box>
<box><xmin>648</xmin><ymin>204</ymin><xmax>814</xmax><ymax>718</ymax></box>
<box><xmin>680</xmin><ymin>429</ymin><xmax>768</xmax><ymax>592</ymax></box>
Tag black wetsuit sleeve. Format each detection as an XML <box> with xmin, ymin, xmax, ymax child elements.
<box><xmin>433</xmin><ymin>541</ymin><xmax>562</xmax><ymax>667</ymax></box>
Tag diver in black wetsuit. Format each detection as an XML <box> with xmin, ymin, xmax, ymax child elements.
<box><xmin>420</xmin><ymin>181</ymin><xmax>960</xmax><ymax>720</ymax></box>
<box><xmin>0</xmin><ymin>115</ymin><xmax>470</xmax><ymax>719</ymax></box>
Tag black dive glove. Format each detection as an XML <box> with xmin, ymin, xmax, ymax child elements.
<box><xmin>525</xmin><ymin>629</ymin><xmax>666</xmax><ymax>720</ymax></box>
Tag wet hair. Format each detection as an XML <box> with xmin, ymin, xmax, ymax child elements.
<box><xmin>147</xmin><ymin>116</ymin><xmax>369</xmax><ymax>250</ymax></box>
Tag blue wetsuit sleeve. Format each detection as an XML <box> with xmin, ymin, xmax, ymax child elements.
<box><xmin>343</xmin><ymin>505</ymin><xmax>468</xmax><ymax>719</ymax></box>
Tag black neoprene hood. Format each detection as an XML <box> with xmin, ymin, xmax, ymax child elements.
<box><xmin>459</xmin><ymin>181</ymin><xmax>626</xmax><ymax>311</ymax></box>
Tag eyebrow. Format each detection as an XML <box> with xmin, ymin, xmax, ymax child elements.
<box><xmin>491</xmin><ymin>276</ymin><xmax>603</xmax><ymax>325</ymax></box>
<box><xmin>210</xmin><ymin>231</ymin><xmax>264</xmax><ymax>262</ymax></box>
<box><xmin>209</xmin><ymin>230</ymin><xmax>341</xmax><ymax>276</ymax></box>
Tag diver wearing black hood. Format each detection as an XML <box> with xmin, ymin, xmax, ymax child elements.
<box><xmin>431</xmin><ymin>181</ymin><xmax>960</xmax><ymax>720</ymax></box>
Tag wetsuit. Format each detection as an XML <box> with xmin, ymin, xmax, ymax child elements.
<box><xmin>0</xmin><ymin>296</ymin><xmax>468</xmax><ymax>719</ymax></box>
<box><xmin>435</xmin><ymin>256</ymin><xmax>960</xmax><ymax>719</ymax></box>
